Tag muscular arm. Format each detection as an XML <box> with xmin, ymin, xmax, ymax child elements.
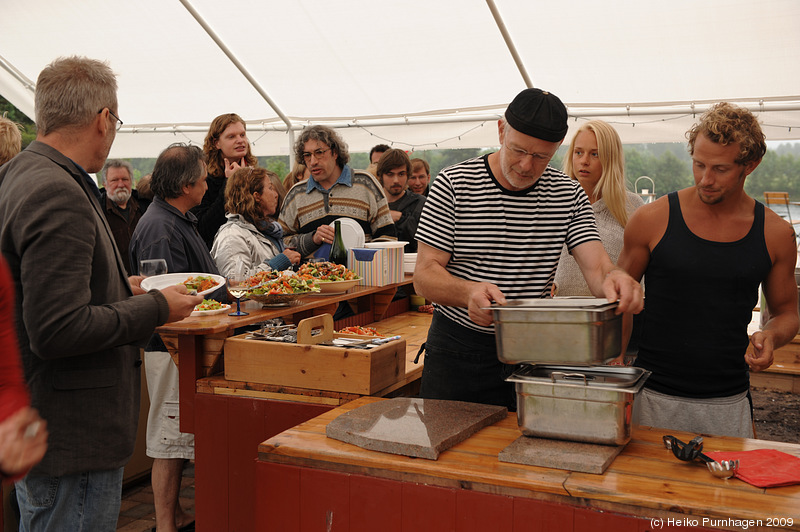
<box><xmin>572</xmin><ymin>239</ymin><xmax>644</xmax><ymax>314</ymax></box>
<box><xmin>412</xmin><ymin>242</ymin><xmax>506</xmax><ymax>326</ymax></box>
<box><xmin>748</xmin><ymin>214</ymin><xmax>800</xmax><ymax>371</ymax></box>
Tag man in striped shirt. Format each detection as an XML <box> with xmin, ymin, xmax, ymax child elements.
<box><xmin>413</xmin><ymin>88</ymin><xmax>644</xmax><ymax>410</ymax></box>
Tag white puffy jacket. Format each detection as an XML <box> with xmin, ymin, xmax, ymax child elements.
<box><xmin>211</xmin><ymin>214</ymin><xmax>291</xmax><ymax>276</ymax></box>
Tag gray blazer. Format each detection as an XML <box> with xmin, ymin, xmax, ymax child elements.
<box><xmin>0</xmin><ymin>141</ymin><xmax>170</xmax><ymax>476</ymax></box>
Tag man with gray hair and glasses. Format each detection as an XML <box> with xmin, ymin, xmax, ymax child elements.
<box><xmin>101</xmin><ymin>159</ymin><xmax>144</xmax><ymax>274</ymax></box>
<box><xmin>130</xmin><ymin>142</ymin><xmax>225</xmax><ymax>532</ymax></box>
<box><xmin>0</xmin><ymin>56</ymin><xmax>200</xmax><ymax>531</ymax></box>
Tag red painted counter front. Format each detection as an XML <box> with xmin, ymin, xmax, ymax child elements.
<box><xmin>257</xmin><ymin>397</ymin><xmax>800</xmax><ymax>532</ymax></box>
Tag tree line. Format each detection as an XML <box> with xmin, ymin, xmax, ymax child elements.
<box><xmin>3</xmin><ymin>95</ymin><xmax>799</xmax><ymax>202</ymax></box>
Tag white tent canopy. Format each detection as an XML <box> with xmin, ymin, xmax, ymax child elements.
<box><xmin>2</xmin><ymin>0</ymin><xmax>800</xmax><ymax>159</ymax></box>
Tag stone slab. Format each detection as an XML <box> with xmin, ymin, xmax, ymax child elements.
<box><xmin>325</xmin><ymin>397</ymin><xmax>507</xmax><ymax>460</ymax></box>
<box><xmin>498</xmin><ymin>435</ymin><xmax>623</xmax><ymax>474</ymax></box>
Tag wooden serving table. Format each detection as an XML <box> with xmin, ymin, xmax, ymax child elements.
<box><xmin>257</xmin><ymin>396</ymin><xmax>800</xmax><ymax>532</ymax></box>
<box><xmin>155</xmin><ymin>276</ymin><xmax>431</xmax><ymax>531</ymax></box>
<box><xmin>155</xmin><ymin>276</ymin><xmax>416</xmax><ymax>434</ymax></box>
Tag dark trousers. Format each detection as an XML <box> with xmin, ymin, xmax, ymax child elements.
<box><xmin>418</xmin><ymin>311</ymin><xmax>518</xmax><ymax>411</ymax></box>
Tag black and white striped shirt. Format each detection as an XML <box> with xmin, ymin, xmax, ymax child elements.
<box><xmin>415</xmin><ymin>155</ymin><xmax>599</xmax><ymax>333</ymax></box>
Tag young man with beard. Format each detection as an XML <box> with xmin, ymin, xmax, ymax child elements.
<box><xmin>378</xmin><ymin>148</ymin><xmax>426</xmax><ymax>253</ymax></box>
<box><xmin>618</xmin><ymin>102</ymin><xmax>799</xmax><ymax>437</ymax></box>
<box><xmin>101</xmin><ymin>159</ymin><xmax>144</xmax><ymax>274</ymax></box>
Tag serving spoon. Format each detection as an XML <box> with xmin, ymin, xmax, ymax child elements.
<box><xmin>662</xmin><ymin>435</ymin><xmax>740</xmax><ymax>479</ymax></box>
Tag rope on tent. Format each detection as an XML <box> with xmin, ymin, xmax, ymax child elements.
<box><xmin>355</xmin><ymin>121</ymin><xmax>489</xmax><ymax>151</ymax></box>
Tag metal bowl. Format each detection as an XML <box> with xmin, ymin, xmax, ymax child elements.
<box><xmin>316</xmin><ymin>279</ymin><xmax>359</xmax><ymax>294</ymax></box>
<box><xmin>248</xmin><ymin>292</ymin><xmax>307</xmax><ymax>307</ymax></box>
<box><xmin>490</xmin><ymin>298</ymin><xmax>621</xmax><ymax>365</ymax></box>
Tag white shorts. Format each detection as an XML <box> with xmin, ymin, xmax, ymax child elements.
<box><xmin>144</xmin><ymin>350</ymin><xmax>195</xmax><ymax>459</ymax></box>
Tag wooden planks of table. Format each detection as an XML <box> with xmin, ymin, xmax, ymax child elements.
<box><xmin>257</xmin><ymin>396</ymin><xmax>800</xmax><ymax>532</ymax></box>
<box><xmin>154</xmin><ymin>276</ymin><xmax>416</xmax><ymax>434</ymax></box>
<box><xmin>153</xmin><ymin>276</ymin><xmax>432</xmax><ymax>531</ymax></box>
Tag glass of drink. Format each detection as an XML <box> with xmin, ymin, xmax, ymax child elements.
<box><xmin>139</xmin><ymin>259</ymin><xmax>167</xmax><ymax>277</ymax></box>
<box><xmin>226</xmin><ymin>262</ymin><xmax>250</xmax><ymax>316</ymax></box>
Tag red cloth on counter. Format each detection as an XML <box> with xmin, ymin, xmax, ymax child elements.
<box><xmin>707</xmin><ymin>449</ymin><xmax>800</xmax><ymax>488</ymax></box>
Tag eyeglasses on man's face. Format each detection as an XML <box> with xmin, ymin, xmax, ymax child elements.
<box><xmin>98</xmin><ymin>108</ymin><xmax>123</xmax><ymax>131</ymax></box>
<box><xmin>302</xmin><ymin>148</ymin><xmax>331</xmax><ymax>162</ymax></box>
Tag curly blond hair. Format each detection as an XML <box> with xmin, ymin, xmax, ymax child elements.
<box><xmin>0</xmin><ymin>116</ymin><xmax>22</xmax><ymax>166</ymax></box>
<box><xmin>687</xmin><ymin>102</ymin><xmax>766</xmax><ymax>166</ymax></box>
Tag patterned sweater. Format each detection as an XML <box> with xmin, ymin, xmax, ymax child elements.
<box><xmin>278</xmin><ymin>165</ymin><xmax>397</xmax><ymax>257</ymax></box>
<box><xmin>554</xmin><ymin>190</ymin><xmax>644</xmax><ymax>296</ymax></box>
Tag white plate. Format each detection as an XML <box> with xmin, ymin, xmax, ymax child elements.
<box><xmin>140</xmin><ymin>272</ymin><xmax>225</xmax><ymax>296</ymax></box>
<box><xmin>191</xmin><ymin>303</ymin><xmax>231</xmax><ymax>316</ymax></box>
<box><xmin>330</xmin><ymin>218</ymin><xmax>365</xmax><ymax>249</ymax></box>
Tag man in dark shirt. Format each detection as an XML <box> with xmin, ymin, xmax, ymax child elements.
<box><xmin>619</xmin><ymin>102</ymin><xmax>799</xmax><ymax>437</ymax></box>
<box><xmin>99</xmin><ymin>159</ymin><xmax>143</xmax><ymax>274</ymax></box>
<box><xmin>378</xmin><ymin>148</ymin><xmax>425</xmax><ymax>253</ymax></box>
<box><xmin>130</xmin><ymin>143</ymin><xmax>222</xmax><ymax>532</ymax></box>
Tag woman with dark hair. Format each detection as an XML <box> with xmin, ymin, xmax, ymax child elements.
<box><xmin>211</xmin><ymin>167</ymin><xmax>301</xmax><ymax>276</ymax></box>
<box><xmin>191</xmin><ymin>113</ymin><xmax>258</xmax><ymax>248</ymax></box>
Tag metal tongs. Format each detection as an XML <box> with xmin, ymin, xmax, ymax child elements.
<box><xmin>662</xmin><ymin>435</ymin><xmax>740</xmax><ymax>479</ymax></box>
<box><xmin>248</xmin><ymin>321</ymin><xmax>296</xmax><ymax>342</ymax></box>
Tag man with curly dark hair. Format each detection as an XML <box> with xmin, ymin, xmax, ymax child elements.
<box><xmin>619</xmin><ymin>102</ymin><xmax>799</xmax><ymax>438</ymax></box>
<box><xmin>279</xmin><ymin>125</ymin><xmax>396</xmax><ymax>258</ymax></box>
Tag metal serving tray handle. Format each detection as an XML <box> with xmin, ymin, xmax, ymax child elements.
<box><xmin>507</xmin><ymin>365</ymin><xmax>651</xmax><ymax>391</ymax></box>
<box><xmin>549</xmin><ymin>371</ymin><xmax>591</xmax><ymax>385</ymax></box>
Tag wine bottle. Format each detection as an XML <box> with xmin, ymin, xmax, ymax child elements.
<box><xmin>329</xmin><ymin>220</ymin><xmax>348</xmax><ymax>266</ymax></box>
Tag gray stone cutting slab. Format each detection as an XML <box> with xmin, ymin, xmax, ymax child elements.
<box><xmin>498</xmin><ymin>435</ymin><xmax>623</xmax><ymax>474</ymax></box>
<box><xmin>325</xmin><ymin>397</ymin><xmax>507</xmax><ymax>460</ymax></box>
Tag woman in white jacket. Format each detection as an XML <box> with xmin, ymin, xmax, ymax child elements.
<box><xmin>211</xmin><ymin>167</ymin><xmax>301</xmax><ymax>276</ymax></box>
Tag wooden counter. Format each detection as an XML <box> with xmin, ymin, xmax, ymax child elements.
<box><xmin>197</xmin><ymin>310</ymin><xmax>431</xmax><ymax>405</ymax></box>
<box><xmin>257</xmin><ymin>396</ymin><xmax>800</xmax><ymax>532</ymax></box>
<box><xmin>158</xmin><ymin>276</ymin><xmax>430</xmax><ymax>532</ymax></box>
<box><xmin>155</xmin><ymin>276</ymin><xmax>415</xmax><ymax>433</ymax></box>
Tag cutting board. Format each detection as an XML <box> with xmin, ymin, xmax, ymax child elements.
<box><xmin>326</xmin><ymin>397</ymin><xmax>507</xmax><ymax>459</ymax></box>
<box><xmin>499</xmin><ymin>436</ymin><xmax>624</xmax><ymax>474</ymax></box>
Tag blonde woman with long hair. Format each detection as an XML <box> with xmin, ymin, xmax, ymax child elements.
<box><xmin>555</xmin><ymin>120</ymin><xmax>644</xmax><ymax>295</ymax></box>
<box><xmin>555</xmin><ymin>120</ymin><xmax>644</xmax><ymax>363</ymax></box>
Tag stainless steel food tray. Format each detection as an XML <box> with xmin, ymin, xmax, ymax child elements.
<box><xmin>490</xmin><ymin>298</ymin><xmax>621</xmax><ymax>365</ymax></box>
<box><xmin>507</xmin><ymin>365</ymin><xmax>650</xmax><ymax>446</ymax></box>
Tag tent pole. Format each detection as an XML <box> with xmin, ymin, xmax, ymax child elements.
<box><xmin>178</xmin><ymin>0</ymin><xmax>294</xmax><ymax>147</ymax></box>
<box><xmin>485</xmin><ymin>0</ymin><xmax>533</xmax><ymax>88</ymax></box>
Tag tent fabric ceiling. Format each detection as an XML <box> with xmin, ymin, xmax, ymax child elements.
<box><xmin>2</xmin><ymin>0</ymin><xmax>800</xmax><ymax>158</ymax></box>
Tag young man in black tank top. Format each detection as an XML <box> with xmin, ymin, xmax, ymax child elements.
<box><xmin>618</xmin><ymin>102</ymin><xmax>799</xmax><ymax>438</ymax></box>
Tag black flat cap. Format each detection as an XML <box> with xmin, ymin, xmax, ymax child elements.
<box><xmin>504</xmin><ymin>88</ymin><xmax>568</xmax><ymax>142</ymax></box>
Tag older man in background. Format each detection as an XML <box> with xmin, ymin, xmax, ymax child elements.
<box><xmin>100</xmin><ymin>159</ymin><xmax>144</xmax><ymax>274</ymax></box>
<box><xmin>0</xmin><ymin>56</ymin><xmax>199</xmax><ymax>531</ymax></box>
